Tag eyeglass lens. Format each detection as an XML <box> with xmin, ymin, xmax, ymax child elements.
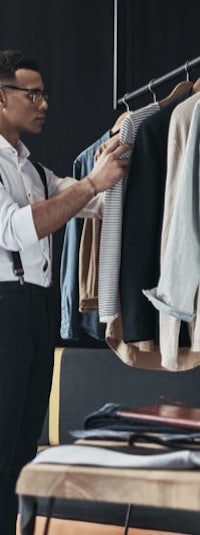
<box><xmin>31</xmin><ymin>90</ymin><xmax>48</xmax><ymax>103</ymax></box>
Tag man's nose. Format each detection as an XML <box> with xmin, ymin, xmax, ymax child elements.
<box><xmin>39</xmin><ymin>98</ymin><xmax>48</xmax><ymax>110</ymax></box>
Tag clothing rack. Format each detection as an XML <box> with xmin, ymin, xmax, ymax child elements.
<box><xmin>116</xmin><ymin>56</ymin><xmax>200</xmax><ymax>108</ymax></box>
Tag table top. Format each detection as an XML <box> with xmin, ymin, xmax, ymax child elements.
<box><xmin>16</xmin><ymin>461</ymin><xmax>200</xmax><ymax>512</ymax></box>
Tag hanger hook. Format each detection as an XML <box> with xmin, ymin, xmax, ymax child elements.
<box><xmin>185</xmin><ymin>60</ymin><xmax>190</xmax><ymax>81</ymax></box>
<box><xmin>122</xmin><ymin>93</ymin><xmax>130</xmax><ymax>111</ymax></box>
<box><xmin>148</xmin><ymin>79</ymin><xmax>157</xmax><ymax>102</ymax></box>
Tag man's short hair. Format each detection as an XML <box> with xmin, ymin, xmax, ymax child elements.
<box><xmin>0</xmin><ymin>50</ymin><xmax>39</xmax><ymax>82</ymax></box>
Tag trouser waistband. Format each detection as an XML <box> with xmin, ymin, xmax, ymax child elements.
<box><xmin>0</xmin><ymin>281</ymin><xmax>52</xmax><ymax>294</ymax></box>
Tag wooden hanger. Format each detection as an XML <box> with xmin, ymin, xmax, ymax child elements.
<box><xmin>111</xmin><ymin>110</ymin><xmax>132</xmax><ymax>135</ymax></box>
<box><xmin>159</xmin><ymin>80</ymin><xmax>193</xmax><ymax>108</ymax></box>
<box><xmin>192</xmin><ymin>77</ymin><xmax>200</xmax><ymax>93</ymax></box>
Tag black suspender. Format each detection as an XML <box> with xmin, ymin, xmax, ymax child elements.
<box><xmin>32</xmin><ymin>161</ymin><xmax>48</xmax><ymax>200</ymax></box>
<box><xmin>0</xmin><ymin>162</ymin><xmax>48</xmax><ymax>285</ymax></box>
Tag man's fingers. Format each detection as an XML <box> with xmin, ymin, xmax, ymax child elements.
<box><xmin>114</xmin><ymin>143</ymin><xmax>134</xmax><ymax>157</ymax></box>
<box><xmin>105</xmin><ymin>136</ymin><xmax>120</xmax><ymax>151</ymax></box>
<box><xmin>105</xmin><ymin>137</ymin><xmax>133</xmax><ymax>155</ymax></box>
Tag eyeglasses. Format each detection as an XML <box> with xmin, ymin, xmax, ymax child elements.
<box><xmin>0</xmin><ymin>84</ymin><xmax>48</xmax><ymax>104</ymax></box>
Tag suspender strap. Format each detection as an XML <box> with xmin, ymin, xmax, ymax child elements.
<box><xmin>11</xmin><ymin>252</ymin><xmax>24</xmax><ymax>285</ymax></box>
<box><xmin>33</xmin><ymin>161</ymin><xmax>50</xmax><ymax>251</ymax></box>
<box><xmin>0</xmin><ymin>162</ymin><xmax>48</xmax><ymax>284</ymax></box>
<box><xmin>32</xmin><ymin>161</ymin><xmax>48</xmax><ymax>200</ymax></box>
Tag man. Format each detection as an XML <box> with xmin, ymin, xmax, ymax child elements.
<box><xmin>0</xmin><ymin>49</ymin><xmax>130</xmax><ymax>535</ymax></box>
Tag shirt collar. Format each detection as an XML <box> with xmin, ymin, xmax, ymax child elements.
<box><xmin>0</xmin><ymin>134</ymin><xmax>30</xmax><ymax>161</ymax></box>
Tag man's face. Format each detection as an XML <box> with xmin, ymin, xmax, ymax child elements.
<box><xmin>0</xmin><ymin>68</ymin><xmax>48</xmax><ymax>136</ymax></box>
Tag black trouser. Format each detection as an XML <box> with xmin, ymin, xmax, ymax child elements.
<box><xmin>0</xmin><ymin>282</ymin><xmax>55</xmax><ymax>535</ymax></box>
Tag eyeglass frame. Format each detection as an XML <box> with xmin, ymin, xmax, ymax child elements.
<box><xmin>0</xmin><ymin>84</ymin><xmax>49</xmax><ymax>104</ymax></box>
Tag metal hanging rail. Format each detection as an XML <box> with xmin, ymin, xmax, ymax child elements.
<box><xmin>116</xmin><ymin>56</ymin><xmax>200</xmax><ymax>108</ymax></box>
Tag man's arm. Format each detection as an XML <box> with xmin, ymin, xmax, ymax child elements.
<box><xmin>32</xmin><ymin>138</ymin><xmax>131</xmax><ymax>239</ymax></box>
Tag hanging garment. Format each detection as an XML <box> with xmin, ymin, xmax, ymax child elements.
<box><xmin>106</xmin><ymin>307</ymin><xmax>162</xmax><ymax>369</ymax></box>
<box><xmin>79</xmin><ymin>217</ymin><xmax>101</xmax><ymax>312</ymax></box>
<box><xmin>105</xmin><ymin>301</ymin><xmax>200</xmax><ymax>372</ymax></box>
<box><xmin>60</xmin><ymin>130</ymin><xmax>110</xmax><ymax>341</ymax></box>
<box><xmin>120</xmin><ymin>88</ymin><xmax>192</xmax><ymax>345</ymax></box>
<box><xmin>144</xmin><ymin>98</ymin><xmax>200</xmax><ymax>370</ymax></box>
<box><xmin>158</xmin><ymin>92</ymin><xmax>200</xmax><ymax>370</ymax></box>
<box><xmin>98</xmin><ymin>102</ymin><xmax>160</xmax><ymax>323</ymax></box>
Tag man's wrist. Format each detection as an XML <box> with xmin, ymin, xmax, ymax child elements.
<box><xmin>87</xmin><ymin>175</ymin><xmax>97</xmax><ymax>196</ymax></box>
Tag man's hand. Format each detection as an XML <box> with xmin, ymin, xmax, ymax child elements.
<box><xmin>32</xmin><ymin>138</ymin><xmax>133</xmax><ymax>239</ymax></box>
<box><xmin>87</xmin><ymin>137</ymin><xmax>132</xmax><ymax>194</ymax></box>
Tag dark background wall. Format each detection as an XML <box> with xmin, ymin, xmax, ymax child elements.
<box><xmin>117</xmin><ymin>0</ymin><xmax>200</xmax><ymax>107</ymax></box>
<box><xmin>1</xmin><ymin>0</ymin><xmax>200</xmax><ymax>347</ymax></box>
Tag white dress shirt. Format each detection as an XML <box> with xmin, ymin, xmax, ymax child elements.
<box><xmin>0</xmin><ymin>135</ymin><xmax>102</xmax><ymax>287</ymax></box>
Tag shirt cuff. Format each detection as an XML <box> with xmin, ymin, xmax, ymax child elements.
<box><xmin>143</xmin><ymin>287</ymin><xmax>195</xmax><ymax>322</ymax></box>
<box><xmin>12</xmin><ymin>205</ymin><xmax>38</xmax><ymax>250</ymax></box>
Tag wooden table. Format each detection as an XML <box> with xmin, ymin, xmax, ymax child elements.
<box><xmin>16</xmin><ymin>461</ymin><xmax>200</xmax><ymax>511</ymax></box>
<box><xmin>16</xmin><ymin>453</ymin><xmax>200</xmax><ymax>535</ymax></box>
